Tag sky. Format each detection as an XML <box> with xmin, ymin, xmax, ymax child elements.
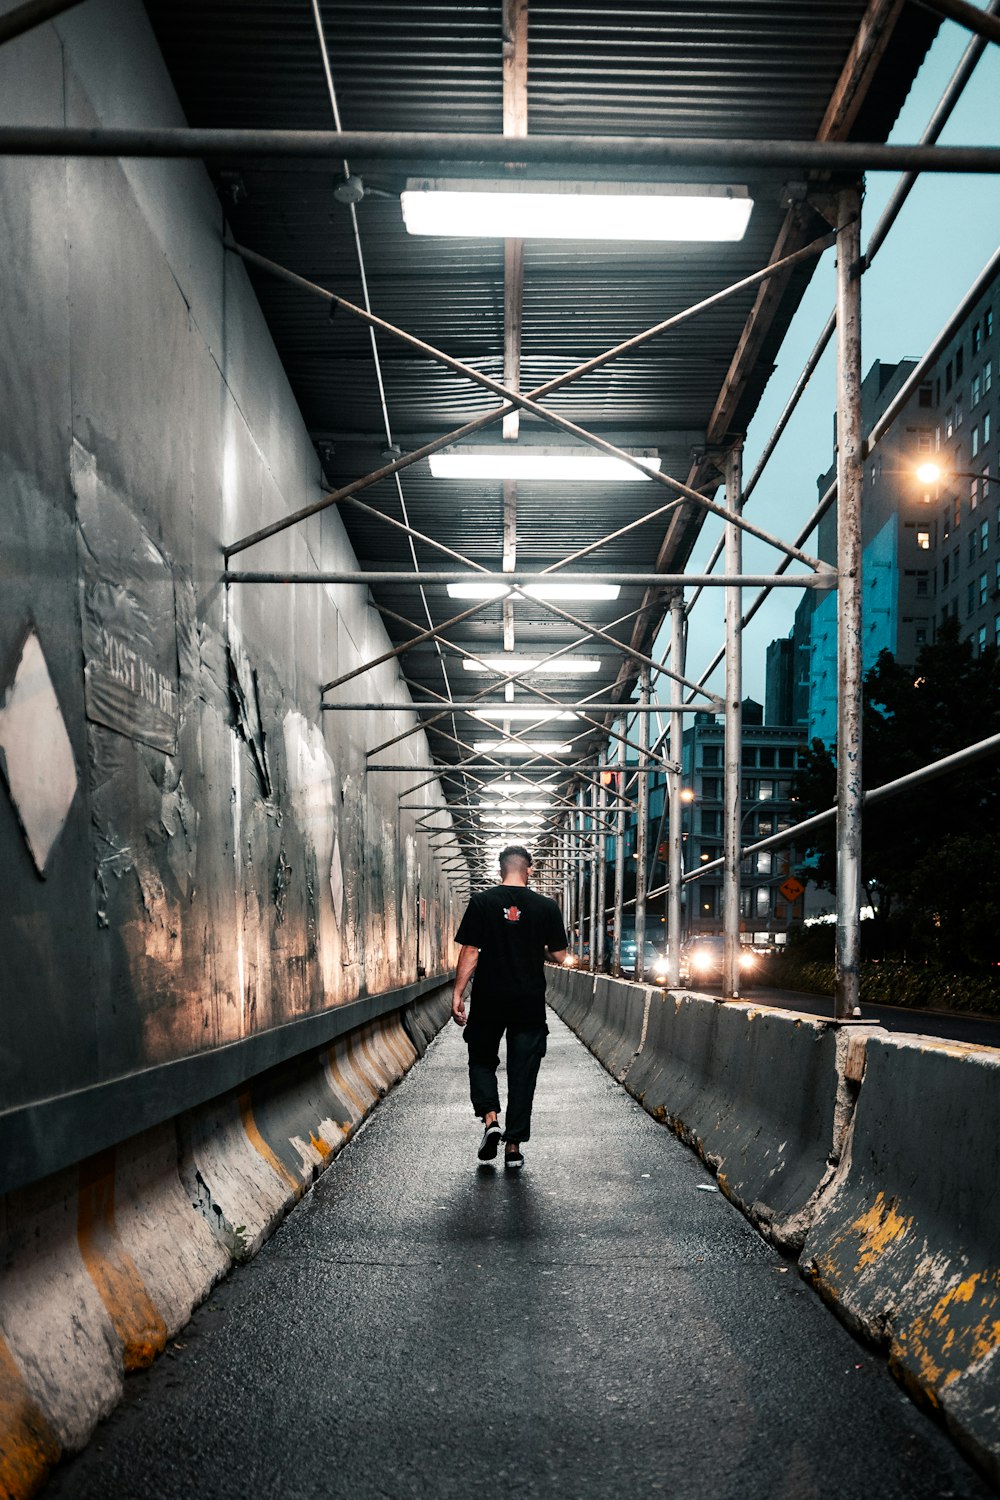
<box><xmin>666</xmin><ymin>11</ymin><xmax>1000</xmax><ymax>709</ymax></box>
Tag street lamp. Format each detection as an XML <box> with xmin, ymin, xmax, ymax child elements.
<box><xmin>914</xmin><ymin>460</ymin><xmax>990</xmax><ymax>490</ymax></box>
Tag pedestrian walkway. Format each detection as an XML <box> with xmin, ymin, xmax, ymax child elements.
<box><xmin>47</xmin><ymin>1016</ymin><xmax>989</xmax><ymax>1500</ymax></box>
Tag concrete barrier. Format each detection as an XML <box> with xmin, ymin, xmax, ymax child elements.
<box><xmin>0</xmin><ymin>989</ymin><xmax>449</xmax><ymax>1497</ymax></box>
<box><xmin>801</xmin><ymin>1033</ymin><xmax>1000</xmax><ymax>1486</ymax></box>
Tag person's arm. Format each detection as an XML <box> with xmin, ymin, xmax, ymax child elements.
<box><xmin>451</xmin><ymin>944</ymin><xmax>479</xmax><ymax>1026</ymax></box>
<box><xmin>546</xmin><ymin>947</ymin><xmax>568</xmax><ymax>965</ymax></box>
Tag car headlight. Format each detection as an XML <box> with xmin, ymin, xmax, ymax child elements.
<box><xmin>691</xmin><ymin>950</ymin><xmax>712</xmax><ymax>971</ymax></box>
<box><xmin>739</xmin><ymin>952</ymin><xmax>757</xmax><ymax>969</ymax></box>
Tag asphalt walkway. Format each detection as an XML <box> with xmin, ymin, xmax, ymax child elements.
<box><xmin>47</xmin><ymin>1015</ymin><xmax>991</xmax><ymax>1500</ymax></box>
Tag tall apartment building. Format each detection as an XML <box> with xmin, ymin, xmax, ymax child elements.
<box><xmin>769</xmin><ymin>260</ymin><xmax>998</xmax><ymax>745</ymax></box>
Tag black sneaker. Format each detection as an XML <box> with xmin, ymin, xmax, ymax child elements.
<box><xmin>477</xmin><ymin>1122</ymin><xmax>501</xmax><ymax>1161</ymax></box>
<box><xmin>504</xmin><ymin>1147</ymin><xmax>525</xmax><ymax>1171</ymax></box>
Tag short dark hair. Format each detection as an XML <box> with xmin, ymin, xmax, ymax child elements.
<box><xmin>499</xmin><ymin>845</ymin><xmax>532</xmax><ymax>876</ymax></box>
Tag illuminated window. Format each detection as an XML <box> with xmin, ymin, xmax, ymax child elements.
<box><xmin>978</xmin><ymin>625</ymin><xmax>987</xmax><ymax>655</ymax></box>
<box><xmin>916</xmin><ymin>529</ymin><xmax>930</xmax><ymax>550</ymax></box>
<box><xmin>982</xmin><ymin>521</ymin><xmax>989</xmax><ymax>554</ymax></box>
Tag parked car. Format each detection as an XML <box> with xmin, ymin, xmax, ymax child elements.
<box><xmin>679</xmin><ymin>935</ymin><xmax>759</xmax><ymax>989</ymax></box>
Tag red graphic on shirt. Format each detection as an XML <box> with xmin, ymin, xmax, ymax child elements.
<box><xmin>503</xmin><ymin>905</ymin><xmax>521</xmax><ymax>923</ymax></box>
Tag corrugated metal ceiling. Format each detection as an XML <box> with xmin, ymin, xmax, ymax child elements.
<box><xmin>144</xmin><ymin>0</ymin><xmax>937</xmax><ymax>879</ymax></box>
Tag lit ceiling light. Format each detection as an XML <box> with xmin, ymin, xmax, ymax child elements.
<box><xmin>429</xmin><ymin>447</ymin><xmax>660</xmax><ymax>483</ymax></box>
<box><xmin>401</xmin><ymin>179</ymin><xmax>753</xmax><ymax>242</ymax></box>
<box><xmin>471</xmin><ymin>708</ymin><xmax>578</xmax><ymax>723</ymax></box>
<box><xmin>478</xmin><ymin>800</ymin><xmax>556</xmax><ymax>811</ymax></box>
<box><xmin>473</xmin><ymin>740</ymin><xmax>572</xmax><ymax>755</ymax></box>
<box><xmin>482</xmin><ymin>814</ymin><xmax>544</xmax><ymax>827</ymax></box>
<box><xmin>447</xmin><ymin>581</ymin><xmax>621</xmax><ymax>601</ymax></box>
<box><xmin>483</xmin><ymin>779</ymin><xmax>558</xmax><ymax>796</ymax></box>
<box><xmin>462</xmin><ymin>655</ymin><xmax>601</xmax><ymax>675</ymax></box>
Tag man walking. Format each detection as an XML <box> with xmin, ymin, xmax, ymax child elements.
<box><xmin>451</xmin><ymin>845</ymin><xmax>568</xmax><ymax>1169</ymax></box>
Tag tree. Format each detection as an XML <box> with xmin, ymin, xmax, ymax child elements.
<box><xmin>793</xmin><ymin>618</ymin><xmax>1000</xmax><ymax>966</ymax></box>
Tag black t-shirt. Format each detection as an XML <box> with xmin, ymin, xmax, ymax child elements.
<box><xmin>455</xmin><ymin>884</ymin><xmax>568</xmax><ymax>1026</ymax></box>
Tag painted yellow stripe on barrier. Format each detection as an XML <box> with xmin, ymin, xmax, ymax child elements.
<box><xmin>360</xmin><ymin>1022</ymin><xmax>396</xmax><ymax>1088</ymax></box>
<box><xmin>238</xmin><ymin>1091</ymin><xmax>304</xmax><ymax>1197</ymax></box>
<box><xmin>0</xmin><ymin>1335</ymin><xmax>60</xmax><ymax>1500</ymax></box>
<box><xmin>346</xmin><ymin>1030</ymin><xmax>384</xmax><ymax>1096</ymax></box>
<box><xmin>324</xmin><ymin>1046</ymin><xmax>367</xmax><ymax>1122</ymax></box>
<box><xmin>380</xmin><ymin>1016</ymin><xmax>415</xmax><ymax>1072</ymax></box>
<box><xmin>76</xmin><ymin>1153</ymin><xmax>167</xmax><ymax>1372</ymax></box>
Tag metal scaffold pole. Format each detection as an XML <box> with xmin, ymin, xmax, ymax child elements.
<box><xmin>835</xmin><ymin>184</ymin><xmax>865</xmax><ymax>1020</ymax></box>
<box><xmin>634</xmin><ymin>668</ymin><xmax>651</xmax><ymax>981</ymax></box>
<box><xmin>722</xmin><ymin>442</ymin><xmax>744</xmax><ymax>1000</ymax></box>
<box><xmin>595</xmin><ymin>768</ymin><xmax>608</xmax><ymax>973</ymax></box>
<box><xmin>667</xmin><ymin>593</ymin><xmax>685</xmax><ymax>985</ymax></box>
<box><xmin>588</xmin><ymin>779</ymin><xmax>599</xmax><ymax>971</ymax></box>
<box><xmin>612</xmin><ymin>723</ymin><xmax>626</xmax><ymax>977</ymax></box>
<box><xmin>576</xmin><ymin>788</ymin><xmax>586</xmax><ymax>963</ymax></box>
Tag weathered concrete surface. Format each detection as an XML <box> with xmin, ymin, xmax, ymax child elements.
<box><xmin>0</xmin><ymin>998</ymin><xmax>447</xmax><ymax>1496</ymax></box>
<box><xmin>0</xmin><ymin>0</ymin><xmax>457</xmax><ymax>1168</ymax></box>
<box><xmin>801</xmin><ymin>1033</ymin><xmax>1000</xmax><ymax>1486</ymax></box>
<box><xmin>42</xmin><ymin>1018</ymin><xmax>991</xmax><ymax>1500</ymax></box>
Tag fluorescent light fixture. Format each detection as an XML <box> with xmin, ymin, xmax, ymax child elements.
<box><xmin>430</xmin><ymin>447</ymin><xmax>659</xmax><ymax>483</ymax></box>
<box><xmin>401</xmin><ymin>179</ymin><xmax>753</xmax><ymax>242</ymax></box>
<box><xmin>447</xmin><ymin>581</ymin><xmax>621</xmax><ymax>601</ymax></box>
<box><xmin>463</xmin><ymin>655</ymin><xmax>601</xmax><ymax>675</ymax></box>
<box><xmin>471</xmin><ymin>708</ymin><xmax>578</xmax><ymax>723</ymax></box>
<box><xmin>473</xmin><ymin>740</ymin><xmax>572</xmax><ymax>755</ymax></box>
<box><xmin>478</xmin><ymin>800</ymin><xmax>556</xmax><ymax>811</ymax></box>
<box><xmin>482</xmin><ymin>814</ymin><xmax>544</xmax><ymax>827</ymax></box>
<box><xmin>483</xmin><ymin>779</ymin><xmax>557</xmax><ymax>796</ymax></box>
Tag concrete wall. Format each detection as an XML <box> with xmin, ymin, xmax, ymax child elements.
<box><xmin>0</xmin><ymin>0</ymin><xmax>460</xmax><ymax>1189</ymax></box>
<box><xmin>548</xmin><ymin>968</ymin><xmax>1000</xmax><ymax>1486</ymax></box>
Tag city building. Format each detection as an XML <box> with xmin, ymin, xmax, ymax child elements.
<box><xmin>768</xmin><ymin>257</ymin><xmax>999</xmax><ymax>746</ymax></box>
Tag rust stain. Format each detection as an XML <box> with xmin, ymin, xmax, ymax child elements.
<box><xmin>899</xmin><ymin>1271</ymin><xmax>1000</xmax><ymax>1396</ymax></box>
<box><xmin>0</xmin><ymin>1335</ymin><xmax>61</xmax><ymax>1500</ymax></box>
<box><xmin>308</xmin><ymin>1131</ymin><xmax>333</xmax><ymax>1160</ymax></box>
<box><xmin>238</xmin><ymin>1092</ymin><xmax>303</xmax><ymax>1198</ymax></box>
<box><xmin>847</xmin><ymin>1192</ymin><xmax>913</xmax><ymax>1270</ymax></box>
<box><xmin>77</xmin><ymin>1152</ymin><xmax>167</xmax><ymax>1372</ymax></box>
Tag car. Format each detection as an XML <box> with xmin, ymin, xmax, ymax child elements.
<box><xmin>679</xmin><ymin>935</ymin><xmax>759</xmax><ymax>989</ymax></box>
<box><xmin>621</xmin><ymin>935</ymin><xmax>670</xmax><ymax>984</ymax></box>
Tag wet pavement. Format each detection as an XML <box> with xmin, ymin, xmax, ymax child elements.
<box><xmin>47</xmin><ymin>1014</ymin><xmax>992</xmax><ymax>1500</ymax></box>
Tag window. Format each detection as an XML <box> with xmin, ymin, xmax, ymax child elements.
<box><xmin>916</xmin><ymin>576</ymin><xmax>929</xmax><ymax>596</ymax></box>
<box><xmin>995</xmin><ymin>614</ymin><xmax>1000</xmax><ymax>648</ymax></box>
<box><xmin>757</xmin><ymin>748</ymin><xmax>774</xmax><ymax>768</ymax></box>
<box><xmin>756</xmin><ymin>852</ymin><xmax>773</xmax><ymax>876</ymax></box>
<box><xmin>918</xmin><ymin>383</ymin><xmax>934</xmax><ymax>408</ymax></box>
<box><xmin>757</xmin><ymin>780</ymin><xmax>775</xmax><ymax>801</ymax></box>
<box><xmin>969</xmin><ymin>532</ymin><xmax>978</xmax><ymax>564</ymax></box>
<box><xmin>987</xmin><ymin>308</ymin><xmax>994</xmax><ymax>339</ymax></box>
<box><xmin>956</xmin><ymin>400</ymin><xmax>964</xmax><ymax>428</ymax></box>
<box><xmin>972</xmin><ymin>425</ymin><xmax>980</xmax><ymax>459</ymax></box>
<box><xmin>942</xmin><ymin>554</ymin><xmax>950</xmax><ymax>586</ymax></box>
<box><xmin>981</xmin><ymin>573</ymin><xmax>989</xmax><ymax>607</ymax></box>
<box><xmin>955</xmin><ymin>494</ymin><xmax>962</xmax><ymax>528</ymax></box>
<box><xmin>978</xmin><ymin>625</ymin><xmax>987</xmax><ymax>655</ymax></box>
<box><xmin>985</xmin><ymin>361</ymin><xmax>993</xmax><ymax>395</ymax></box>
<box><xmin>971</xmin><ymin>476</ymin><xmax>980</xmax><ymax>510</ymax></box>
<box><xmin>972</xmin><ymin>374</ymin><xmax>982</xmax><ymax>406</ymax></box>
<box><xmin>968</xmin><ymin>581</ymin><xmax>975</xmax><ymax>617</ymax></box>
<box><xmin>916</xmin><ymin>529</ymin><xmax>930</xmax><ymax>551</ymax></box>
<box><xmin>946</xmin><ymin>359</ymin><xmax>954</xmax><ymax>392</ymax></box>
<box><xmin>916</xmin><ymin>430</ymin><xmax>932</xmax><ymax>452</ymax></box>
<box><xmin>701</xmin><ymin>810</ymin><xmax>721</xmax><ymax>837</ymax></box>
<box><xmin>754</xmin><ymin>888</ymin><xmax>771</xmax><ymax>918</ymax></box>
<box><xmin>946</xmin><ymin>408</ymin><xmax>954</xmax><ymax>438</ymax></box>
<box><xmin>973</xmin><ymin>322</ymin><xmax>982</xmax><ymax>355</ymax></box>
<box><xmin>915</xmin><ymin>626</ymin><xmax>928</xmax><ymax>646</ymax></box>
<box><xmin>982</xmin><ymin>520</ymin><xmax>989</xmax><ymax>554</ymax></box>
<box><xmin>741</xmin><ymin>746</ymin><xmax>757</xmax><ymax>768</ymax></box>
<box><xmin>778</xmin><ymin>748</ymin><xmax>795</xmax><ymax>769</ymax></box>
<box><xmin>701</xmin><ymin>776</ymin><xmax>721</xmax><ymax>800</ymax></box>
<box><xmin>702</xmin><ymin>745</ymin><xmax>721</xmax><ymax>768</ymax></box>
<box><xmin>984</xmin><ymin>412</ymin><xmax>991</xmax><ymax>445</ymax></box>
<box><xmin>957</xmin><ymin>347</ymin><xmax>965</xmax><ymax>378</ymax></box>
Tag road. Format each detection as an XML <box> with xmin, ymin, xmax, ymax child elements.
<box><xmin>45</xmin><ymin>1015</ymin><xmax>990</xmax><ymax>1500</ymax></box>
<box><xmin>747</xmin><ymin>984</ymin><xmax>1000</xmax><ymax>1048</ymax></box>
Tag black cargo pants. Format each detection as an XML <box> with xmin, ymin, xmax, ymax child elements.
<box><xmin>464</xmin><ymin>1013</ymin><xmax>548</xmax><ymax>1142</ymax></box>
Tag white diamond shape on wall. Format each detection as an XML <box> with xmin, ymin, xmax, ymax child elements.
<box><xmin>330</xmin><ymin>834</ymin><xmax>344</xmax><ymax>929</ymax></box>
<box><xmin>0</xmin><ymin>630</ymin><xmax>78</xmax><ymax>876</ymax></box>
